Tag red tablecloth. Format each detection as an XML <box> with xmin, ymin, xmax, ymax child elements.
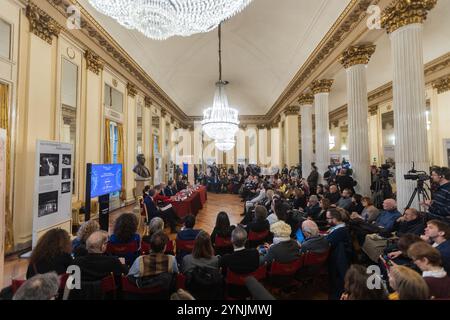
<box><xmin>172</xmin><ymin>190</ymin><xmax>204</xmax><ymax>218</ymax></box>
<box><xmin>197</xmin><ymin>185</ymin><xmax>207</xmax><ymax>205</ymax></box>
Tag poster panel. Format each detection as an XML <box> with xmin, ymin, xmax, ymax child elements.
<box><xmin>33</xmin><ymin>140</ymin><xmax>73</xmax><ymax>248</ymax></box>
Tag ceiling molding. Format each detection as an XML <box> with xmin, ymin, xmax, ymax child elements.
<box><xmin>45</xmin><ymin>0</ymin><xmax>189</xmax><ymax>124</ymax></box>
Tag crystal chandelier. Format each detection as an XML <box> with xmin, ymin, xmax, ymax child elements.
<box><xmin>88</xmin><ymin>0</ymin><xmax>253</xmax><ymax>40</ymax></box>
<box><xmin>202</xmin><ymin>24</ymin><xmax>239</xmax><ymax>152</ymax></box>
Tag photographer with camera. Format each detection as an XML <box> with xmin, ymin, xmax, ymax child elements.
<box><xmin>421</xmin><ymin>167</ymin><xmax>450</xmax><ymax>221</ymax></box>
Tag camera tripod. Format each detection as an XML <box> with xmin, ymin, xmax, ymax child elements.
<box><xmin>405</xmin><ymin>179</ymin><xmax>430</xmax><ymax>210</ymax></box>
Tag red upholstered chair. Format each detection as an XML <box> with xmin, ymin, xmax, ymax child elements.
<box><xmin>214</xmin><ymin>236</ymin><xmax>233</xmax><ymax>255</ymax></box>
<box><xmin>303</xmin><ymin>249</ymin><xmax>330</xmax><ymax>267</ymax></box>
<box><xmin>11</xmin><ymin>279</ymin><xmax>26</xmax><ymax>295</ymax></box>
<box><xmin>225</xmin><ymin>264</ymin><xmax>267</xmax><ymax>299</ymax></box>
<box><xmin>100</xmin><ymin>274</ymin><xmax>117</xmax><ymax>299</ymax></box>
<box><xmin>140</xmin><ymin>239</ymin><xmax>175</xmax><ymax>256</ymax></box>
<box><xmin>176</xmin><ymin>273</ymin><xmax>186</xmax><ymax>290</ymax></box>
<box><xmin>247</xmin><ymin>230</ymin><xmax>270</xmax><ymax>248</ymax></box>
<box><xmin>120</xmin><ymin>275</ymin><xmax>170</xmax><ymax>300</ymax></box>
<box><xmin>266</xmin><ymin>256</ymin><xmax>305</xmax><ymax>293</ymax></box>
<box><xmin>106</xmin><ymin>241</ymin><xmax>140</xmax><ymax>267</ymax></box>
<box><xmin>296</xmin><ymin>249</ymin><xmax>331</xmax><ymax>287</ymax></box>
<box><xmin>175</xmin><ymin>239</ymin><xmax>195</xmax><ymax>255</ymax></box>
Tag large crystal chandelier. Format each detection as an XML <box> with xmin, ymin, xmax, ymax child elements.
<box><xmin>88</xmin><ymin>0</ymin><xmax>253</xmax><ymax>40</ymax></box>
<box><xmin>202</xmin><ymin>24</ymin><xmax>239</xmax><ymax>152</ymax></box>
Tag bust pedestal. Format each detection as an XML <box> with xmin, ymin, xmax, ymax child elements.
<box><xmin>133</xmin><ymin>176</ymin><xmax>151</xmax><ymax>216</ymax></box>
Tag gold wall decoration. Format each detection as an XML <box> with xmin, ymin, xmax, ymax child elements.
<box><xmin>284</xmin><ymin>106</ymin><xmax>300</xmax><ymax>116</ymax></box>
<box><xmin>26</xmin><ymin>2</ymin><xmax>62</xmax><ymax>45</ymax></box>
<box><xmin>85</xmin><ymin>50</ymin><xmax>104</xmax><ymax>75</ymax></box>
<box><xmin>127</xmin><ymin>83</ymin><xmax>137</xmax><ymax>97</ymax></box>
<box><xmin>381</xmin><ymin>0</ymin><xmax>437</xmax><ymax>34</ymax></box>
<box><xmin>161</xmin><ymin>108</ymin><xmax>167</xmax><ymax>118</ymax></box>
<box><xmin>298</xmin><ymin>93</ymin><xmax>314</xmax><ymax>106</ymax></box>
<box><xmin>256</xmin><ymin>124</ymin><xmax>266</xmax><ymax>130</ymax></box>
<box><xmin>432</xmin><ymin>76</ymin><xmax>450</xmax><ymax>94</ymax></box>
<box><xmin>310</xmin><ymin>79</ymin><xmax>334</xmax><ymax>95</ymax></box>
<box><xmin>112</xmin><ymin>79</ymin><xmax>118</xmax><ymax>88</ymax></box>
<box><xmin>339</xmin><ymin>44</ymin><xmax>376</xmax><ymax>69</ymax></box>
<box><xmin>369</xmin><ymin>105</ymin><xmax>379</xmax><ymax>116</ymax></box>
<box><xmin>144</xmin><ymin>96</ymin><xmax>152</xmax><ymax>108</ymax></box>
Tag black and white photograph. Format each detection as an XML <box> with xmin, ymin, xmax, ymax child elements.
<box><xmin>62</xmin><ymin>168</ymin><xmax>71</xmax><ymax>180</ymax></box>
<box><xmin>39</xmin><ymin>154</ymin><xmax>59</xmax><ymax>177</ymax></box>
<box><xmin>62</xmin><ymin>154</ymin><xmax>71</xmax><ymax>166</ymax></box>
<box><xmin>38</xmin><ymin>191</ymin><xmax>58</xmax><ymax>217</ymax></box>
<box><xmin>61</xmin><ymin>182</ymin><xmax>71</xmax><ymax>194</ymax></box>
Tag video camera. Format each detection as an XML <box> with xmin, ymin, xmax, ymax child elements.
<box><xmin>379</xmin><ymin>164</ymin><xmax>393</xmax><ymax>179</ymax></box>
<box><xmin>404</xmin><ymin>162</ymin><xmax>430</xmax><ymax>181</ymax></box>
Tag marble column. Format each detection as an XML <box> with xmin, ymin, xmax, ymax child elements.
<box><xmin>284</xmin><ymin>106</ymin><xmax>300</xmax><ymax>168</ymax></box>
<box><xmin>311</xmin><ymin>79</ymin><xmax>334</xmax><ymax>182</ymax></box>
<box><xmin>340</xmin><ymin>44</ymin><xmax>376</xmax><ymax>196</ymax></box>
<box><xmin>382</xmin><ymin>0</ymin><xmax>436</xmax><ymax>211</ymax></box>
<box><xmin>299</xmin><ymin>94</ymin><xmax>314</xmax><ymax>179</ymax></box>
<box><xmin>270</xmin><ymin>119</ymin><xmax>281</xmax><ymax>169</ymax></box>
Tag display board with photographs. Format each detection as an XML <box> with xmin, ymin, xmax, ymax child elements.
<box><xmin>33</xmin><ymin>140</ymin><xmax>73</xmax><ymax>248</ymax></box>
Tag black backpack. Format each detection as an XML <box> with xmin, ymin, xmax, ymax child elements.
<box><xmin>185</xmin><ymin>266</ymin><xmax>224</xmax><ymax>300</ymax></box>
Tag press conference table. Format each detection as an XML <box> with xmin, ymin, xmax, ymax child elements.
<box><xmin>172</xmin><ymin>185</ymin><xmax>207</xmax><ymax>218</ymax></box>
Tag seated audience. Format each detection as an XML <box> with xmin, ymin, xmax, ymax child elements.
<box><xmin>262</xmin><ymin>221</ymin><xmax>299</xmax><ymax>264</ymax></box>
<box><xmin>210</xmin><ymin>211</ymin><xmax>235</xmax><ymax>247</ymax></box>
<box><xmin>182</xmin><ymin>231</ymin><xmax>219</xmax><ymax>274</ymax></box>
<box><xmin>144</xmin><ymin>188</ymin><xmax>177</xmax><ymax>233</ymax></box>
<box><xmin>128</xmin><ymin>231</ymin><xmax>178</xmax><ymax>289</ymax></box>
<box><xmin>407</xmin><ymin>241</ymin><xmax>450</xmax><ymax>299</ymax></box>
<box><xmin>348</xmin><ymin>194</ymin><xmax>364</xmax><ymax>216</ymax></box>
<box><xmin>325</xmin><ymin>184</ymin><xmax>341</xmax><ymax>205</ymax></box>
<box><xmin>142</xmin><ymin>217</ymin><xmax>165</xmax><ymax>243</ymax></box>
<box><xmin>177</xmin><ymin>215</ymin><xmax>201</xmax><ymax>241</ymax></box>
<box><xmin>109</xmin><ymin>213</ymin><xmax>141</xmax><ymax>265</ymax></box>
<box><xmin>72</xmin><ymin>220</ymin><xmax>100</xmax><ymax>258</ymax></box>
<box><xmin>304</xmin><ymin>195</ymin><xmax>321</xmax><ymax>221</ymax></box>
<box><xmin>247</xmin><ymin>205</ymin><xmax>270</xmax><ymax>234</ymax></box>
<box><xmin>373</xmin><ymin>199</ymin><xmax>401</xmax><ymax>234</ymax></box>
<box><xmin>341</xmin><ymin>265</ymin><xmax>387</xmax><ymax>300</ymax></box>
<box><xmin>293</xmin><ymin>189</ymin><xmax>307</xmax><ymax>210</ymax></box>
<box><xmin>394</xmin><ymin>208</ymin><xmax>425</xmax><ymax>237</ymax></box>
<box><xmin>336</xmin><ymin>189</ymin><xmax>353</xmax><ymax>211</ymax></box>
<box><xmin>422</xmin><ymin>220</ymin><xmax>450</xmax><ymax>273</ymax></box>
<box><xmin>351</xmin><ymin>197</ymin><xmax>379</xmax><ymax>223</ymax></box>
<box><xmin>13</xmin><ymin>272</ymin><xmax>60</xmax><ymax>300</ymax></box>
<box><xmin>27</xmin><ymin>228</ymin><xmax>73</xmax><ymax>279</ymax></box>
<box><xmin>219</xmin><ymin>227</ymin><xmax>260</xmax><ymax>274</ymax></box>
<box><xmin>73</xmin><ymin>231</ymin><xmax>127</xmax><ymax>281</ymax></box>
<box><xmin>300</xmin><ymin>220</ymin><xmax>330</xmax><ymax>254</ymax></box>
<box><xmin>388</xmin><ymin>265</ymin><xmax>430</xmax><ymax>300</ymax></box>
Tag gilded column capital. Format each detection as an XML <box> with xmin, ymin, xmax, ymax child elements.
<box><xmin>381</xmin><ymin>0</ymin><xmax>437</xmax><ymax>34</ymax></box>
<box><xmin>432</xmin><ymin>76</ymin><xmax>450</xmax><ymax>94</ymax></box>
<box><xmin>239</xmin><ymin>124</ymin><xmax>247</xmax><ymax>130</ymax></box>
<box><xmin>310</xmin><ymin>79</ymin><xmax>334</xmax><ymax>95</ymax></box>
<box><xmin>298</xmin><ymin>93</ymin><xmax>314</xmax><ymax>106</ymax></box>
<box><xmin>85</xmin><ymin>50</ymin><xmax>104</xmax><ymax>75</ymax></box>
<box><xmin>284</xmin><ymin>106</ymin><xmax>300</xmax><ymax>116</ymax></box>
<box><xmin>26</xmin><ymin>3</ymin><xmax>62</xmax><ymax>45</ymax></box>
<box><xmin>369</xmin><ymin>105</ymin><xmax>379</xmax><ymax>116</ymax></box>
<box><xmin>127</xmin><ymin>83</ymin><xmax>137</xmax><ymax>97</ymax></box>
<box><xmin>256</xmin><ymin>124</ymin><xmax>267</xmax><ymax>130</ymax></box>
<box><xmin>339</xmin><ymin>44</ymin><xmax>376</xmax><ymax>69</ymax></box>
<box><xmin>161</xmin><ymin>108</ymin><xmax>167</xmax><ymax>118</ymax></box>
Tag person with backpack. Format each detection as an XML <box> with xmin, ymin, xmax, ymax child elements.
<box><xmin>182</xmin><ymin>231</ymin><xmax>223</xmax><ymax>299</ymax></box>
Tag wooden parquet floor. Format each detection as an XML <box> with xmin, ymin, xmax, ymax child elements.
<box><xmin>2</xmin><ymin>192</ymin><xmax>244</xmax><ymax>288</ymax></box>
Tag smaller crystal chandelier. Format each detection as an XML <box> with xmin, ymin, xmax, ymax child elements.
<box><xmin>202</xmin><ymin>24</ymin><xmax>239</xmax><ymax>152</ymax></box>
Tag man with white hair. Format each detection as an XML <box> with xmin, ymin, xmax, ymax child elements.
<box><xmin>73</xmin><ymin>231</ymin><xmax>127</xmax><ymax>281</ymax></box>
<box><xmin>373</xmin><ymin>199</ymin><xmax>401</xmax><ymax>234</ymax></box>
<box><xmin>13</xmin><ymin>272</ymin><xmax>59</xmax><ymax>300</ymax></box>
<box><xmin>300</xmin><ymin>220</ymin><xmax>330</xmax><ymax>254</ymax></box>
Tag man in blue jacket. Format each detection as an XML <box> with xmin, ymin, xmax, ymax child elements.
<box><xmin>373</xmin><ymin>199</ymin><xmax>401</xmax><ymax>233</ymax></box>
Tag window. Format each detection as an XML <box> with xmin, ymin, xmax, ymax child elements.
<box><xmin>60</xmin><ymin>58</ymin><xmax>78</xmax><ymax>194</ymax></box>
<box><xmin>136</xmin><ymin>102</ymin><xmax>143</xmax><ymax>154</ymax></box>
<box><xmin>0</xmin><ymin>19</ymin><xmax>11</xmax><ymax>60</ymax></box>
<box><xmin>109</xmin><ymin>121</ymin><xmax>120</xmax><ymax>206</ymax></box>
<box><xmin>105</xmin><ymin>84</ymin><xmax>123</xmax><ymax>113</ymax></box>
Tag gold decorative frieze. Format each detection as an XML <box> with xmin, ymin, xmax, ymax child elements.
<box><xmin>26</xmin><ymin>3</ymin><xmax>61</xmax><ymax>45</ymax></box>
<box><xmin>127</xmin><ymin>83</ymin><xmax>137</xmax><ymax>97</ymax></box>
<box><xmin>339</xmin><ymin>44</ymin><xmax>376</xmax><ymax>69</ymax></box>
<box><xmin>161</xmin><ymin>108</ymin><xmax>167</xmax><ymax>117</ymax></box>
<box><xmin>284</xmin><ymin>106</ymin><xmax>300</xmax><ymax>116</ymax></box>
<box><xmin>85</xmin><ymin>50</ymin><xmax>104</xmax><ymax>75</ymax></box>
<box><xmin>144</xmin><ymin>97</ymin><xmax>152</xmax><ymax>108</ymax></box>
<box><xmin>381</xmin><ymin>0</ymin><xmax>437</xmax><ymax>34</ymax></box>
<box><xmin>310</xmin><ymin>79</ymin><xmax>334</xmax><ymax>95</ymax></box>
<box><xmin>433</xmin><ymin>77</ymin><xmax>450</xmax><ymax>94</ymax></box>
<box><xmin>298</xmin><ymin>93</ymin><xmax>314</xmax><ymax>106</ymax></box>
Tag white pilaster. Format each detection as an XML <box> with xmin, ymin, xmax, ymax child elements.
<box><xmin>300</xmin><ymin>96</ymin><xmax>314</xmax><ymax>179</ymax></box>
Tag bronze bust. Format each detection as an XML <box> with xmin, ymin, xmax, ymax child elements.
<box><xmin>133</xmin><ymin>154</ymin><xmax>151</xmax><ymax>179</ymax></box>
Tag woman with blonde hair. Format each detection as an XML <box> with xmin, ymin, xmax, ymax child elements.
<box><xmin>72</xmin><ymin>220</ymin><xmax>100</xmax><ymax>257</ymax></box>
<box><xmin>388</xmin><ymin>265</ymin><xmax>430</xmax><ymax>300</ymax></box>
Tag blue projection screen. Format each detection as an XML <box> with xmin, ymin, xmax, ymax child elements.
<box><xmin>90</xmin><ymin>164</ymin><xmax>123</xmax><ymax>198</ymax></box>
